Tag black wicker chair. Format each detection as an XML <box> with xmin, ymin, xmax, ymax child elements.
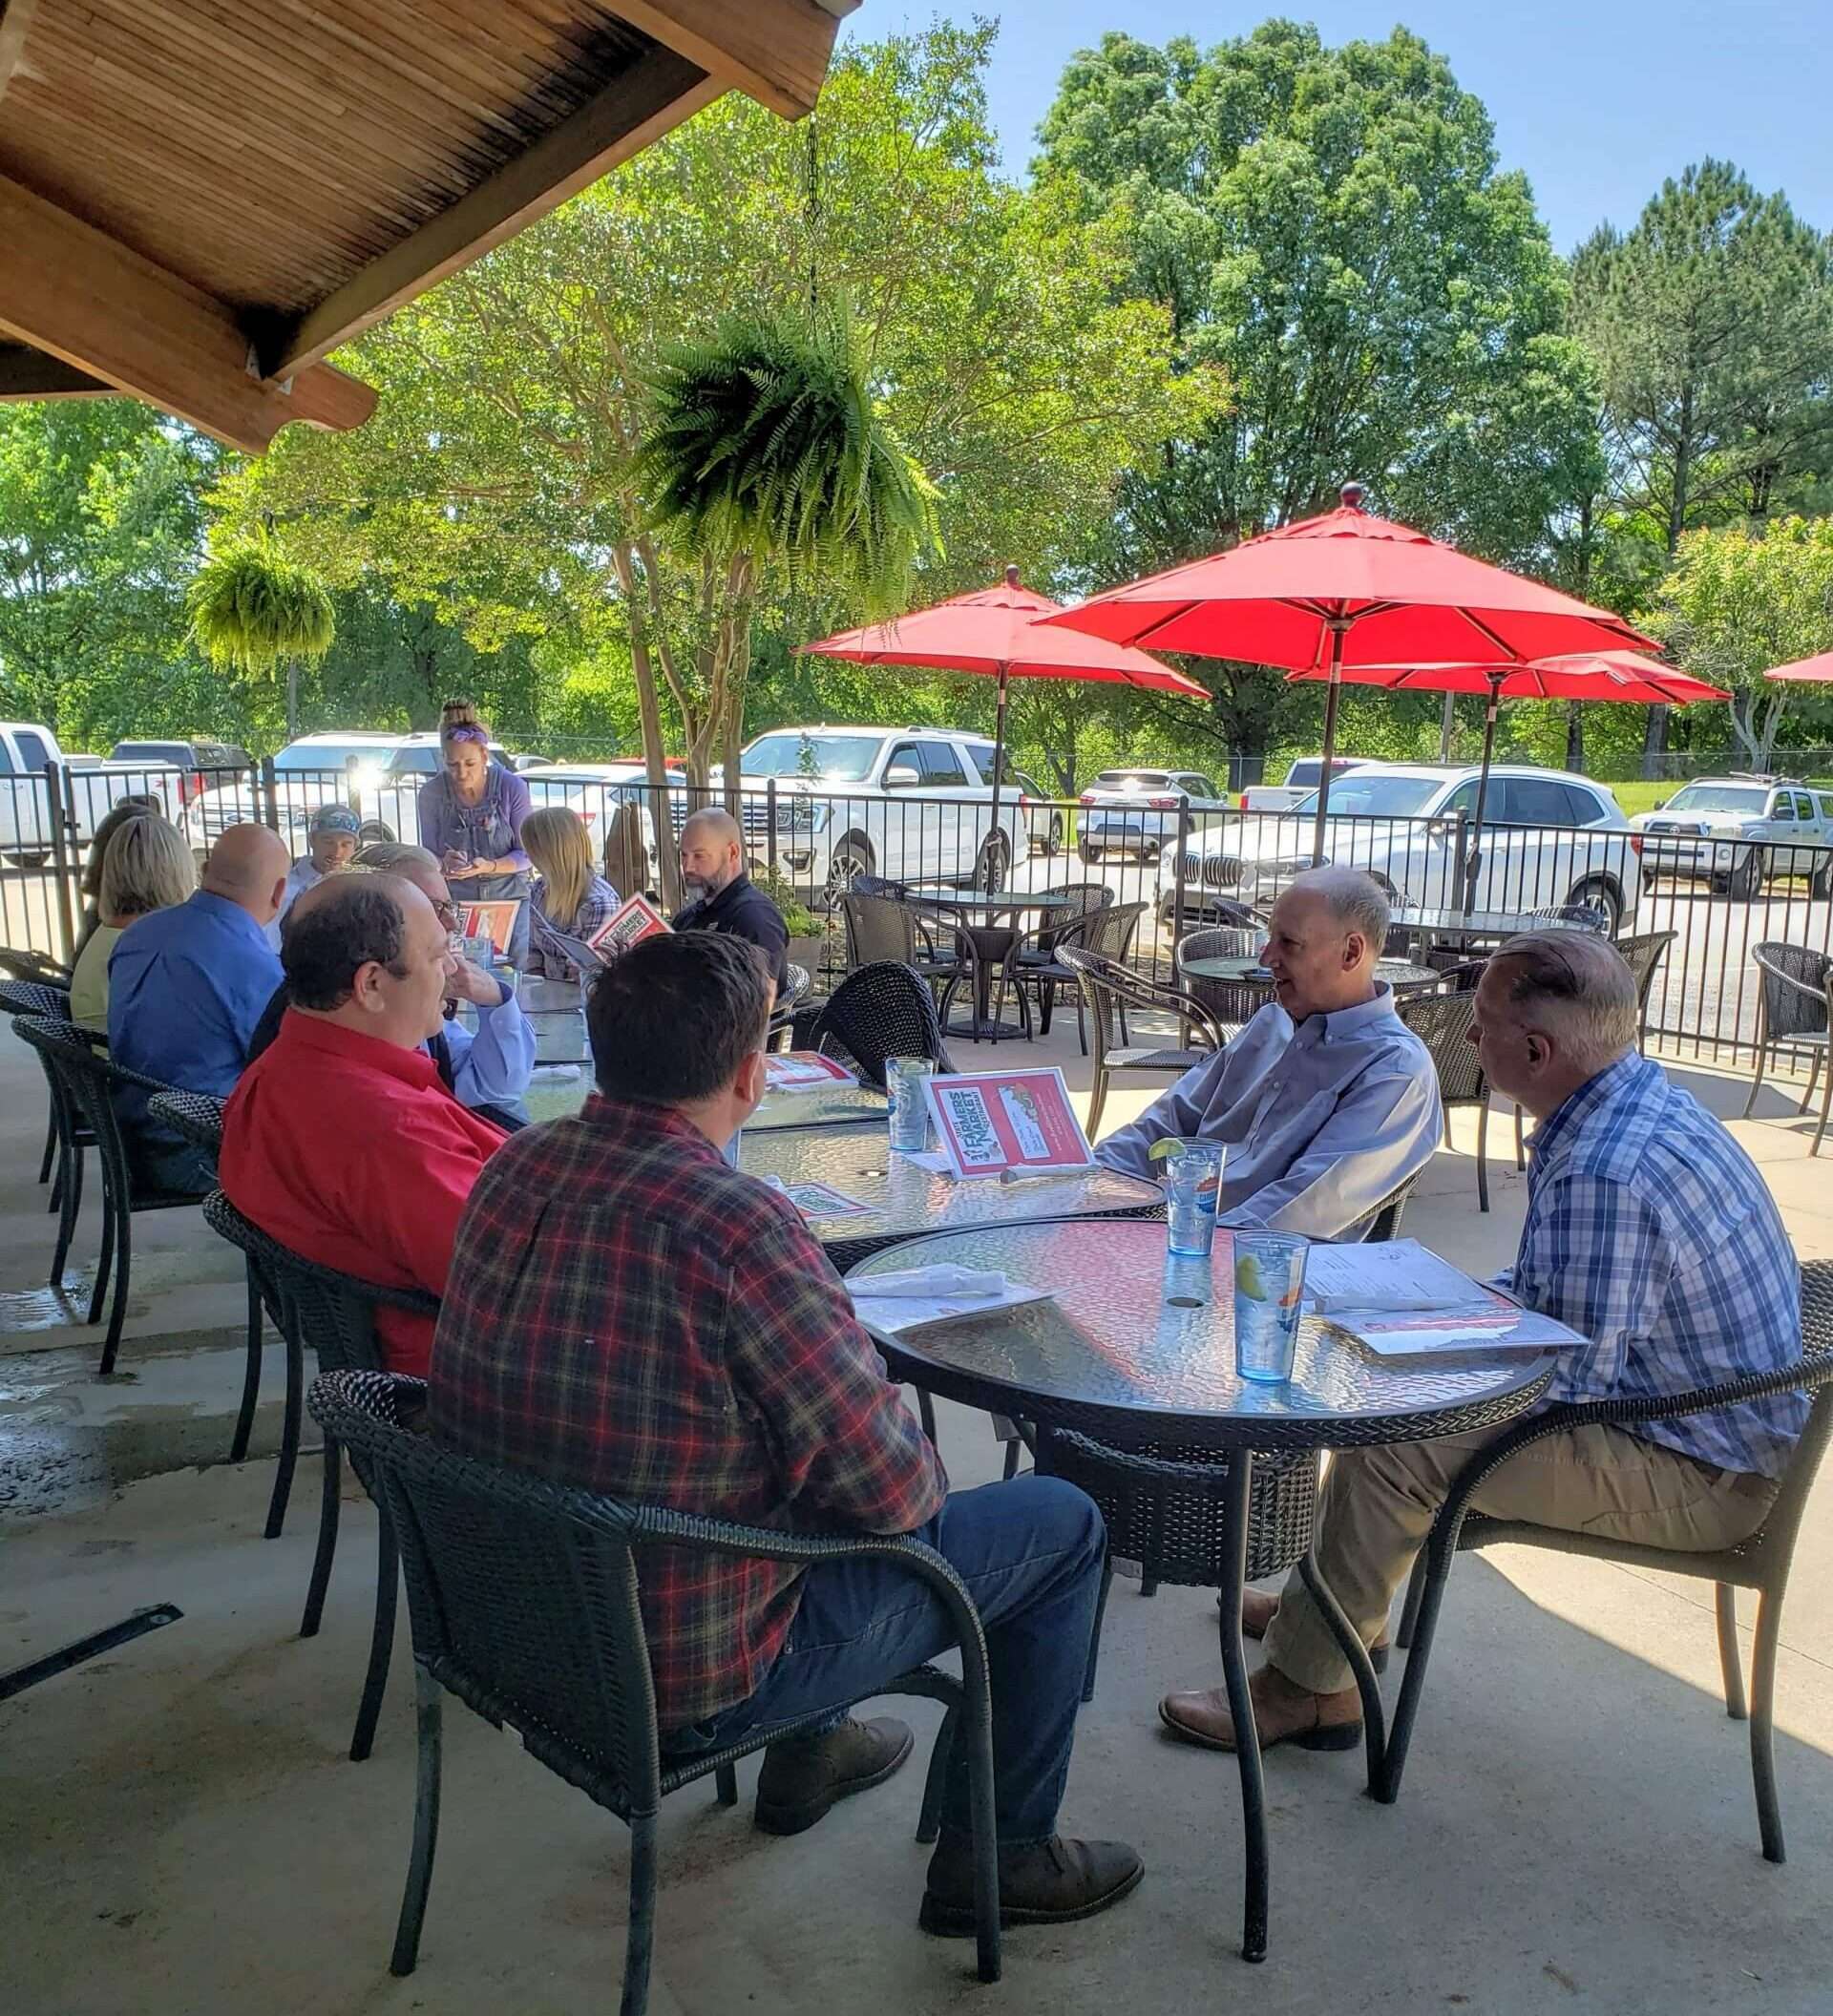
<box><xmin>13</xmin><ymin>1017</ymin><xmax>209</xmax><ymax>1372</ymax></box>
<box><xmin>1174</xmin><ymin>926</ymin><xmax>1272</xmax><ymax>1040</ymax></box>
<box><xmin>790</xmin><ymin>960</ymin><xmax>955</xmax><ymax>1091</ymax></box>
<box><xmin>1056</xmin><ymin>943</ymin><xmax>1226</xmax><ymax>1139</ymax></box>
<box><xmin>204</xmin><ymin>1191</ymin><xmax>439</xmax><ymax>1758</ymax></box>
<box><xmin>308</xmin><ymin>1368</ymin><xmax>1002</xmax><ymax>2005</ymax></box>
<box><xmin>1380</xmin><ymin>1262</ymin><xmax>1833</xmax><ymax>1862</ymax></box>
<box><xmin>996</xmin><ymin>883</ymin><xmax>1115</xmax><ymax>1042</ymax></box>
<box><xmin>0</xmin><ymin>945</ymin><xmax>73</xmax><ymax>986</ymax></box>
<box><xmin>766</xmin><ymin>962</ymin><xmax>811</xmax><ymax>1051</ymax></box>
<box><xmin>1743</xmin><ymin>942</ymin><xmax>1831</xmax><ymax>1158</ymax></box>
<box><xmin>839</xmin><ymin>891</ymin><xmax>964</xmax><ymax>1007</ymax></box>
<box><xmin>1396</xmin><ymin>988</ymin><xmax>1493</xmax><ymax>1211</ymax></box>
<box><xmin>2</xmin><ymin>976</ymin><xmax>81</xmax><ymax>1198</ymax></box>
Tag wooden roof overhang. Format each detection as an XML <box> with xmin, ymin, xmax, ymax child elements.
<box><xmin>0</xmin><ymin>0</ymin><xmax>855</xmax><ymax>452</ymax></box>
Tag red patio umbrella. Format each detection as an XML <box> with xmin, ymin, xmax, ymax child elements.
<box><xmin>799</xmin><ymin>567</ymin><xmax>1208</xmax><ymax>887</ymax></box>
<box><xmin>1043</xmin><ymin>485</ymin><xmax>1657</xmax><ymax>862</ymax></box>
<box><xmin>1285</xmin><ymin>650</ymin><xmax>1731</xmax><ymax>902</ymax></box>
<box><xmin>1764</xmin><ymin>649</ymin><xmax>1833</xmax><ymax>682</ymax></box>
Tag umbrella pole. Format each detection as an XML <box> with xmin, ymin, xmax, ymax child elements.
<box><xmin>1463</xmin><ymin>673</ymin><xmax>1502</xmax><ymax>915</ymax></box>
<box><xmin>1311</xmin><ymin>619</ymin><xmax>1349</xmax><ymax>867</ymax></box>
<box><xmin>986</xmin><ymin>662</ymin><xmax>1010</xmax><ymax>893</ymax></box>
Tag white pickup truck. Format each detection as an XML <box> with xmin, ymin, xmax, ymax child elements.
<box><xmin>0</xmin><ymin>722</ymin><xmax>184</xmax><ymax>865</ymax></box>
<box><xmin>1631</xmin><ymin>776</ymin><xmax>1833</xmax><ymax>899</ymax></box>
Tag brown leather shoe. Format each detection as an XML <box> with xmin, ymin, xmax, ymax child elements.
<box><xmin>1159</xmin><ymin>1663</ymin><xmax>1361</xmax><ymax>1754</ymax></box>
<box><xmin>919</xmin><ymin>1833</ymin><xmax>1145</xmax><ymax>1936</ymax></box>
<box><xmin>1224</xmin><ymin>1586</ymin><xmax>1390</xmax><ymax>1672</ymax></box>
<box><xmin>753</xmin><ymin>1716</ymin><xmax>914</xmax><ymax>1836</ymax></box>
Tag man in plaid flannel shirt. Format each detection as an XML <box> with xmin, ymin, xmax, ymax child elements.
<box><xmin>430</xmin><ymin>930</ymin><xmax>1143</xmax><ymax>1937</ymax></box>
<box><xmin>1161</xmin><ymin>932</ymin><xmax>1805</xmax><ymax>1758</ymax></box>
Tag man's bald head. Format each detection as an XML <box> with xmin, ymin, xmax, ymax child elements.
<box><xmin>202</xmin><ymin>823</ymin><xmax>290</xmax><ymax>925</ymax></box>
<box><xmin>1261</xmin><ymin>866</ymin><xmax>1388</xmax><ymax>1021</ymax></box>
<box><xmin>282</xmin><ymin>872</ymin><xmax>454</xmax><ymax>1045</ymax></box>
<box><xmin>681</xmin><ymin>808</ymin><xmax>746</xmax><ymax>901</ymax></box>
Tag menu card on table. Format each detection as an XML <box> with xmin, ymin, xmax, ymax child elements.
<box><xmin>453</xmin><ymin>899</ymin><xmax>521</xmax><ymax>955</ymax></box>
<box><xmin>1302</xmin><ymin>1239</ymin><xmax>1582</xmax><ymax>1359</ymax></box>
<box><xmin>765</xmin><ymin>1051</ymin><xmax>858</xmax><ymax>1092</ymax></box>
<box><xmin>588</xmin><ymin>893</ymin><xmax>670</xmax><ymax>956</ymax></box>
<box><xmin>921</xmin><ymin>1068</ymin><xmax>1094</xmax><ymax>1181</ymax></box>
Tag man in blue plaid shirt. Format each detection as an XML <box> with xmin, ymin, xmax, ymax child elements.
<box><xmin>1162</xmin><ymin>931</ymin><xmax>1805</xmax><ymax>1756</ymax></box>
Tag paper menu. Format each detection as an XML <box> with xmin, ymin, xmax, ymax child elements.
<box><xmin>765</xmin><ymin>1051</ymin><xmax>858</xmax><ymax>1091</ymax></box>
<box><xmin>921</xmin><ymin>1068</ymin><xmax>1092</xmax><ymax>1180</ymax></box>
<box><xmin>762</xmin><ymin>1175</ymin><xmax>873</xmax><ymax>1219</ymax></box>
<box><xmin>1302</xmin><ymin>1238</ymin><xmax>1581</xmax><ymax>1359</ymax></box>
<box><xmin>588</xmin><ymin>893</ymin><xmax>670</xmax><ymax>956</ymax></box>
<box><xmin>453</xmin><ymin>899</ymin><xmax>521</xmax><ymax>955</ymax></box>
<box><xmin>848</xmin><ymin>1274</ymin><xmax>1053</xmax><ymax>1336</ymax></box>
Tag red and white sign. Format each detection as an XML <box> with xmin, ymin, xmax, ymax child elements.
<box><xmin>588</xmin><ymin>892</ymin><xmax>670</xmax><ymax>956</ymax></box>
<box><xmin>921</xmin><ymin>1068</ymin><xmax>1093</xmax><ymax>1180</ymax></box>
<box><xmin>453</xmin><ymin>899</ymin><xmax>521</xmax><ymax>955</ymax></box>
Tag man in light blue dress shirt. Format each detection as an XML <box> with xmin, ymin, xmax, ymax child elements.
<box><xmin>1096</xmin><ymin>868</ymin><xmax>1441</xmax><ymax>1239</ymax></box>
<box><xmin>108</xmin><ymin>823</ymin><xmax>289</xmax><ymax>1189</ymax></box>
<box><xmin>1161</xmin><ymin>932</ymin><xmax>1803</xmax><ymax>1759</ymax></box>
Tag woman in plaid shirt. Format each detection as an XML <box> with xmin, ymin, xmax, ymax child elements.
<box><xmin>429</xmin><ymin>931</ymin><xmax>1144</xmax><ymax>1937</ymax></box>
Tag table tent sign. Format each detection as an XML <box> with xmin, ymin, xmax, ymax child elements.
<box><xmin>922</xmin><ymin>1067</ymin><xmax>1094</xmax><ymax>1179</ymax></box>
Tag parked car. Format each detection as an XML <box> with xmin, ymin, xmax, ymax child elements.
<box><xmin>0</xmin><ymin>721</ymin><xmax>185</xmax><ymax>863</ymax></box>
<box><xmin>1159</xmin><ymin>763</ymin><xmax>1644</xmax><ymax>932</ymax></box>
<box><xmin>1632</xmin><ymin>776</ymin><xmax>1833</xmax><ymax>899</ymax></box>
<box><xmin>109</xmin><ymin>738</ymin><xmax>252</xmax><ymax>807</ymax></box>
<box><xmin>1077</xmin><ymin>767</ymin><xmax>1226</xmax><ymax>863</ymax></box>
<box><xmin>1009</xmin><ymin>768</ymin><xmax>1064</xmax><ymax>857</ymax></box>
<box><xmin>526</xmin><ymin>761</ymin><xmax>684</xmax><ymax>885</ymax></box>
<box><xmin>719</xmin><ymin>724</ymin><xmax>1025</xmax><ymax>904</ymax></box>
<box><xmin>1239</xmin><ymin>754</ymin><xmax>1373</xmax><ymax>813</ymax></box>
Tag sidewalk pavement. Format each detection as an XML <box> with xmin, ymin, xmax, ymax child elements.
<box><xmin>5</xmin><ymin>1003</ymin><xmax>1833</xmax><ymax>2013</ymax></box>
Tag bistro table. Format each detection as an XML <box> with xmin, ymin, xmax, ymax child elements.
<box><xmin>902</xmin><ymin>886</ymin><xmax>1083</xmax><ymax>1042</ymax></box>
<box><xmin>1179</xmin><ymin>953</ymin><xmax>1441</xmax><ymax>1032</ymax></box>
<box><xmin>851</xmin><ymin>1219</ymin><xmax>1553</xmax><ymax>1965</ymax></box>
<box><xmin>1388</xmin><ymin>904</ymin><xmax>1592</xmax><ymax>955</ymax></box>
<box><xmin>741</xmin><ymin>1126</ymin><xmax>1161</xmax><ymax>1272</ymax></box>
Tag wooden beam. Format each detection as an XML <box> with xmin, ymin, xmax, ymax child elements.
<box><xmin>0</xmin><ymin>176</ymin><xmax>376</xmax><ymax>454</ymax></box>
<box><xmin>0</xmin><ymin>341</ymin><xmax>113</xmax><ymax>399</ymax></box>
<box><xmin>0</xmin><ymin>0</ymin><xmax>40</xmax><ymax>104</ymax></box>
<box><xmin>606</xmin><ymin>0</ymin><xmax>853</xmax><ymax>120</ymax></box>
<box><xmin>256</xmin><ymin>45</ymin><xmax>720</xmax><ymax>382</ymax></box>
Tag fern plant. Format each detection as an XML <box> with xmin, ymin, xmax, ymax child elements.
<box><xmin>641</xmin><ymin>299</ymin><xmax>939</xmax><ymax>613</ymax></box>
<box><xmin>186</xmin><ymin>537</ymin><xmax>335</xmax><ymax>742</ymax></box>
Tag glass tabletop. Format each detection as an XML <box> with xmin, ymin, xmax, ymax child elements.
<box><xmin>902</xmin><ymin>887</ymin><xmax>1080</xmax><ymax>914</ymax></box>
<box><xmin>851</xmin><ymin>1220</ymin><xmax>1553</xmax><ymax>1449</ymax></box>
<box><xmin>1390</xmin><ymin>906</ymin><xmax>1550</xmax><ymax>936</ymax></box>
<box><xmin>1180</xmin><ymin>956</ymin><xmax>1442</xmax><ymax>992</ymax></box>
<box><xmin>519</xmin><ymin>1076</ymin><xmax>890</xmax><ymax>1130</ymax></box>
<box><xmin>743</xmin><ymin>1129</ymin><xmax>1160</xmax><ymax>1247</ymax></box>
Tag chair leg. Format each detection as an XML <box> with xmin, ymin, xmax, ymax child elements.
<box><xmin>1083</xmin><ymin>1555</ymin><xmax>1115</xmax><ymax>1704</ymax></box>
<box><xmin>916</xmin><ymin>1702</ymin><xmax>957</xmax><ymax>1845</ymax></box>
<box><xmin>1742</xmin><ymin>1039</ymin><xmax>1767</xmax><ymax>1119</ymax></box>
<box><xmin>351</xmin><ymin>1504</ymin><xmax>399</xmax><ymax>1762</ymax></box>
<box><xmin>1715</xmin><ymin>1583</ymin><xmax>1747</xmax><ymax>1721</ymax></box>
<box><xmin>1118</xmin><ymin>1001</ymin><xmax>1130</xmax><ymax>1047</ymax></box>
<box><xmin>389</xmin><ymin>1668</ymin><xmax>444</xmax><ymax>1976</ymax></box>
<box><xmin>37</xmin><ymin>1109</ymin><xmax>54</xmax><ymax>1186</ymax></box>
<box><xmin>1749</xmin><ymin>1587</ymin><xmax>1786</xmax><ymax>1863</ymax></box>
<box><xmin>229</xmin><ymin>1265</ymin><xmax>263</xmax><ymax>1464</ymax></box>
<box><xmin>50</xmin><ymin>1133</ymin><xmax>80</xmax><ymax>1287</ymax></box>
<box><xmin>87</xmin><ymin>1180</ymin><xmax>116</xmax><ymax>1329</ymax></box>
<box><xmin>1039</xmin><ymin>981</ymin><xmax>1055</xmax><ymax>1036</ymax></box>
<box><xmin>714</xmin><ymin>1762</ymin><xmax>738</xmax><ymax>1807</ymax></box>
<box><xmin>1077</xmin><ymin>994</ymin><xmax>1088</xmax><ymax>1057</ymax></box>
<box><xmin>916</xmin><ymin>1386</ymin><xmax>938</xmax><ymax>1445</ymax></box>
<box><xmin>300</xmin><ymin>1435</ymin><xmax>343</xmax><ymax>1639</ymax></box>
<box><xmin>1396</xmin><ymin>1551</ymin><xmax>1428</xmax><ymax>1650</ymax></box>
<box><xmin>1086</xmin><ymin>1066</ymin><xmax>1106</xmax><ymax>1140</ymax></box>
<box><xmin>1800</xmin><ymin>1047</ymin><xmax>1822</xmax><ymax>1116</ymax></box>
<box><xmin>1475</xmin><ymin>1101</ymin><xmax>1491</xmax><ymax>1215</ymax></box>
<box><xmin>619</xmin><ymin>1811</ymin><xmax>661</xmax><ymax>2016</ymax></box>
<box><xmin>96</xmin><ymin>1198</ymin><xmax>131</xmax><ymax>1376</ymax></box>
<box><xmin>1377</xmin><ymin>1529</ymin><xmax>1460</xmax><ymax>1803</ymax></box>
<box><xmin>263</xmin><ymin>1317</ymin><xmax>304</xmax><ymax>1540</ymax></box>
<box><xmin>1001</xmin><ymin>1437</ymin><xmax>1022</xmax><ymax>1480</ymax></box>
<box><xmin>1815</xmin><ymin>1059</ymin><xmax>1832</xmax><ymax>1157</ymax></box>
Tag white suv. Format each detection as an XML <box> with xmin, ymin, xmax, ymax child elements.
<box><xmin>1160</xmin><ymin>764</ymin><xmax>1645</xmax><ymax>932</ymax></box>
<box><xmin>726</xmin><ymin>725</ymin><xmax>1025</xmax><ymax>904</ymax></box>
<box><xmin>1632</xmin><ymin>776</ymin><xmax>1833</xmax><ymax>899</ymax></box>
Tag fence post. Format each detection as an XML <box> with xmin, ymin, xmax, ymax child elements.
<box><xmin>260</xmin><ymin>755</ymin><xmax>280</xmax><ymax>834</ymax></box>
<box><xmin>1449</xmin><ymin>810</ymin><xmax>1470</xmax><ymax>912</ymax></box>
<box><xmin>1169</xmin><ymin>800</ymin><xmax>1191</xmax><ymax>983</ymax></box>
<box><xmin>766</xmin><ymin>777</ymin><xmax>778</xmax><ymax>878</ymax></box>
<box><xmin>45</xmin><ymin>760</ymin><xmax>77</xmax><ymax>964</ymax></box>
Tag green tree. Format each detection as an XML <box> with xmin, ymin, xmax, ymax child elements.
<box><xmin>1033</xmin><ymin>23</ymin><xmax>1602</xmax><ymax>770</ymax></box>
<box><xmin>1645</xmin><ymin>517</ymin><xmax>1833</xmax><ymax>770</ymax></box>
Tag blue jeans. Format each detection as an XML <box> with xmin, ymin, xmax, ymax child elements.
<box><xmin>669</xmin><ymin>1477</ymin><xmax>1106</xmax><ymax>1846</ymax></box>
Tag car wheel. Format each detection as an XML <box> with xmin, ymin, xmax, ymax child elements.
<box><xmin>1078</xmin><ymin>839</ymin><xmax>1102</xmax><ymax>865</ymax></box>
<box><xmin>1570</xmin><ymin>877</ymin><xmax>1622</xmax><ymax>934</ymax></box>
<box><xmin>1812</xmin><ymin>852</ymin><xmax>1833</xmax><ymax>901</ymax></box>
<box><xmin>974</xmin><ymin>831</ymin><xmax>1011</xmax><ymax>893</ymax></box>
<box><xmin>1045</xmin><ymin>812</ymin><xmax>1064</xmax><ymax>858</ymax></box>
<box><xmin>1727</xmin><ymin>850</ymin><xmax>1763</xmax><ymax>902</ymax></box>
<box><xmin>821</xmin><ymin>838</ymin><xmax>873</xmax><ymax>910</ymax></box>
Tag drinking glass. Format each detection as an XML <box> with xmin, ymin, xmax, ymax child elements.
<box><xmin>1163</xmin><ymin>1144</ymin><xmax>1224</xmax><ymax>1256</ymax></box>
<box><xmin>1233</xmin><ymin>1231</ymin><xmax>1309</xmax><ymax>1383</ymax></box>
<box><xmin>887</xmin><ymin>1057</ymin><xmax>935</xmax><ymax>1153</ymax></box>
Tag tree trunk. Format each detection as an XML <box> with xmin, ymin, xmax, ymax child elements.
<box><xmin>611</xmin><ymin>547</ymin><xmax>684</xmax><ymax>912</ymax></box>
<box><xmin>1439</xmin><ymin>692</ymin><xmax>1456</xmax><ymax>763</ymax></box>
<box><xmin>1564</xmin><ymin>703</ymin><xmax>1584</xmax><ymax>772</ymax></box>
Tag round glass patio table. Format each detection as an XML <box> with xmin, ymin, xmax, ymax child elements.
<box><xmin>518</xmin><ymin>1073</ymin><xmax>891</xmax><ymax>1130</ymax></box>
<box><xmin>850</xmin><ymin>1218</ymin><xmax>1553</xmax><ymax>1966</ymax></box>
<box><xmin>901</xmin><ymin>886</ymin><xmax>1084</xmax><ymax>1041</ymax></box>
<box><xmin>1178</xmin><ymin>954</ymin><xmax>1440</xmax><ymax>1031</ymax></box>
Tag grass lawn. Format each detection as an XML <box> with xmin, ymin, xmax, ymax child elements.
<box><xmin>1608</xmin><ymin>775</ymin><xmax>1833</xmax><ymax>817</ymax></box>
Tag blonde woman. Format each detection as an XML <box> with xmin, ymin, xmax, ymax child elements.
<box><xmin>520</xmin><ymin>806</ymin><xmax>621</xmax><ymax>976</ymax></box>
<box><xmin>70</xmin><ymin>815</ymin><xmax>198</xmax><ymax>1027</ymax></box>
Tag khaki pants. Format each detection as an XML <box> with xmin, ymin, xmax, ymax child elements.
<box><xmin>1261</xmin><ymin>1423</ymin><xmax>1780</xmax><ymax>1696</ymax></box>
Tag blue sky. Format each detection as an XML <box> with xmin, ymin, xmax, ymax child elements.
<box><xmin>846</xmin><ymin>1</ymin><xmax>1832</xmax><ymax>252</ymax></box>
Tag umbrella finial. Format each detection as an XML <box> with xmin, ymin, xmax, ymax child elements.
<box><xmin>1339</xmin><ymin>482</ymin><xmax>1368</xmax><ymax>512</ymax></box>
<box><xmin>1004</xmin><ymin>563</ymin><xmax>1022</xmax><ymax>587</ymax></box>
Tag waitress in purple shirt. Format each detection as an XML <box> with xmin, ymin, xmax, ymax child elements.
<box><xmin>416</xmin><ymin>718</ymin><xmax>534</xmax><ymax>966</ymax></box>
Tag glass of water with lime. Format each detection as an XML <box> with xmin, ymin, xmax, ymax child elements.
<box><xmin>1152</xmin><ymin>1140</ymin><xmax>1225</xmax><ymax>1256</ymax></box>
<box><xmin>1232</xmin><ymin>1231</ymin><xmax>1309</xmax><ymax>1382</ymax></box>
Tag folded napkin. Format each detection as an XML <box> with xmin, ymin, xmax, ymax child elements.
<box><xmin>852</xmin><ymin>1266</ymin><xmax>1009</xmax><ymax>1300</ymax></box>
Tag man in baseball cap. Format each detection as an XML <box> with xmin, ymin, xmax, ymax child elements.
<box><xmin>268</xmin><ymin>802</ymin><xmax>364</xmax><ymax>948</ymax></box>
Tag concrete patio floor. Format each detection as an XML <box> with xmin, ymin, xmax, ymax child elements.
<box><xmin>5</xmin><ymin>1006</ymin><xmax>1833</xmax><ymax>2013</ymax></box>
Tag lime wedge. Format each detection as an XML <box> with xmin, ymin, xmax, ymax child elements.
<box><xmin>1148</xmin><ymin>1139</ymin><xmax>1187</xmax><ymax>1164</ymax></box>
<box><xmin>1234</xmin><ymin>1254</ymin><xmax>1268</xmax><ymax>1299</ymax></box>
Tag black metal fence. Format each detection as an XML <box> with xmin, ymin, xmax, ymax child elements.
<box><xmin>4</xmin><ymin>762</ymin><xmax>1828</xmax><ymax>1071</ymax></box>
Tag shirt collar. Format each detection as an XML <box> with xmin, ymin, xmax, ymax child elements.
<box><xmin>1291</xmin><ymin>982</ymin><xmax>1398</xmax><ymax>1046</ymax></box>
<box><xmin>276</xmin><ymin>1008</ymin><xmax>447</xmax><ymax>1089</ymax></box>
<box><xmin>190</xmin><ymin>887</ymin><xmax>273</xmax><ymax>944</ymax></box>
<box><xmin>580</xmin><ymin>1091</ymin><xmax>725</xmax><ymax>1157</ymax></box>
<box><xmin>1525</xmin><ymin>1049</ymin><xmax>1648</xmax><ymax>1166</ymax></box>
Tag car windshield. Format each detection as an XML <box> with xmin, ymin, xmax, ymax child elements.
<box><xmin>1663</xmin><ymin>785</ymin><xmax>1769</xmax><ymax>814</ymax></box>
<box><xmin>1094</xmin><ymin>771</ymin><xmax>1172</xmax><ymax>790</ymax></box>
<box><xmin>275</xmin><ymin>742</ymin><xmax>391</xmax><ymax>772</ymax></box>
<box><xmin>741</xmin><ymin>733</ymin><xmax>882</xmax><ymax>782</ymax></box>
<box><xmin>1289</xmin><ymin>776</ymin><xmax>1443</xmax><ymax>818</ymax></box>
<box><xmin>110</xmin><ymin>742</ymin><xmax>185</xmax><ymax>763</ymax></box>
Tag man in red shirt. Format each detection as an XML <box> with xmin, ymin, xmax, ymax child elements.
<box><xmin>221</xmin><ymin>874</ymin><xmax>504</xmax><ymax>1376</ymax></box>
<box><xmin>431</xmin><ymin>932</ymin><xmax>1142</xmax><ymax>1938</ymax></box>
